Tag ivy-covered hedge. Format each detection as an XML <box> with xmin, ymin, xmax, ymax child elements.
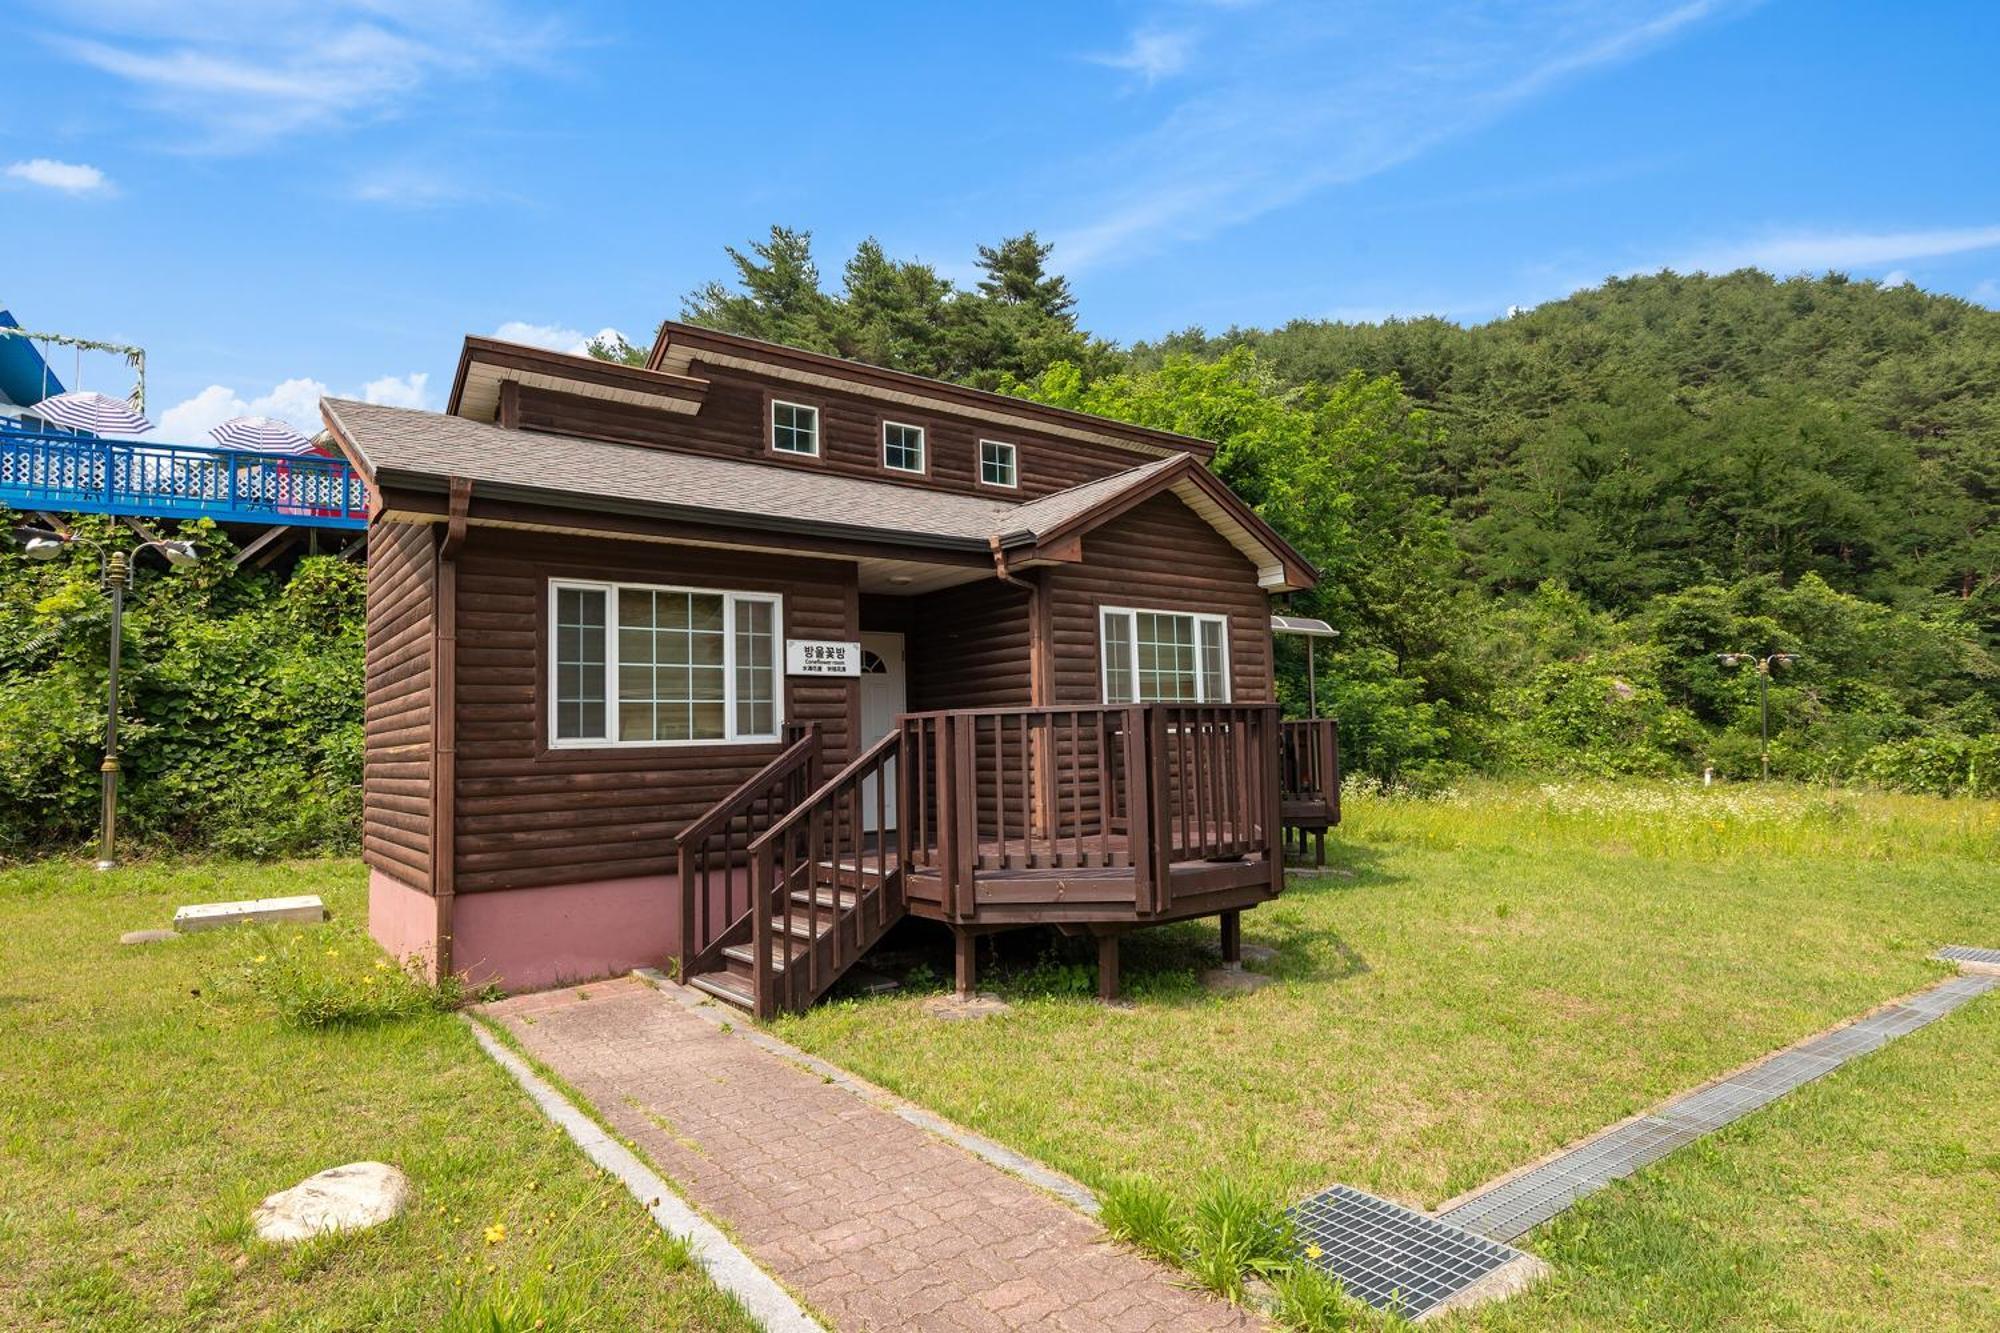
<box><xmin>0</xmin><ymin>517</ymin><xmax>363</xmax><ymax>859</ymax></box>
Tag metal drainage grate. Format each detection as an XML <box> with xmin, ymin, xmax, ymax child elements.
<box><xmin>1287</xmin><ymin>1184</ymin><xmax>1527</xmax><ymax>1319</ymax></box>
<box><xmin>1438</xmin><ymin>970</ymin><xmax>2000</xmax><ymax>1244</ymax></box>
<box><xmin>1935</xmin><ymin>945</ymin><xmax>2000</xmax><ymax>968</ymax></box>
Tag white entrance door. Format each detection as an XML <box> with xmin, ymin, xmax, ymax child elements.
<box><xmin>859</xmin><ymin>632</ymin><xmax>907</xmax><ymax>834</ymax></box>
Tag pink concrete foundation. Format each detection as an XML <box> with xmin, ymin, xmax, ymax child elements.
<box><xmin>368</xmin><ymin>868</ymin><xmax>441</xmax><ymax>979</ymax></box>
<box><xmin>368</xmin><ymin>866</ymin><xmax>754</xmax><ymax>994</ymax></box>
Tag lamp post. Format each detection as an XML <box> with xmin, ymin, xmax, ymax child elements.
<box><xmin>1716</xmin><ymin>651</ymin><xmax>1800</xmax><ymax>780</ymax></box>
<box><xmin>15</xmin><ymin>526</ymin><xmax>199</xmax><ymax>868</ymax></box>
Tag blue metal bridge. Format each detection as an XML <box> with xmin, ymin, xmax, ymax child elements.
<box><xmin>0</xmin><ymin>424</ymin><xmax>367</xmax><ymax>530</ymax></box>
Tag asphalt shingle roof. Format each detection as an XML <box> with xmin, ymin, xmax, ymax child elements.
<box><xmin>324</xmin><ymin>398</ymin><xmax>1179</xmax><ymax>551</ymax></box>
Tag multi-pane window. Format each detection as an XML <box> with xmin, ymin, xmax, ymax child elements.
<box><xmin>979</xmin><ymin>439</ymin><xmax>1018</xmax><ymax>488</ymax></box>
<box><xmin>551</xmin><ymin>581</ymin><xmax>782</xmax><ymax>745</ymax></box>
<box><xmin>882</xmin><ymin>421</ymin><xmax>925</xmax><ymax>473</ymax></box>
<box><xmin>1099</xmin><ymin>607</ymin><xmax>1229</xmax><ymax>704</ymax></box>
<box><xmin>771</xmin><ymin>400</ymin><xmax>819</xmax><ymax>455</ymax></box>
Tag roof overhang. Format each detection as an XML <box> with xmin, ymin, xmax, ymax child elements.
<box><xmin>448</xmin><ymin>337</ymin><xmax>710</xmax><ymax>423</ymax></box>
<box><xmin>649</xmin><ymin>321</ymin><xmax>1216</xmax><ymax>461</ymax></box>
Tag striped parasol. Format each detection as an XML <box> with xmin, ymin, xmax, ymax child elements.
<box><xmin>35</xmin><ymin>390</ymin><xmax>153</xmax><ymax>435</ymax></box>
<box><xmin>209</xmin><ymin>415</ymin><xmax>319</xmax><ymax>454</ymax></box>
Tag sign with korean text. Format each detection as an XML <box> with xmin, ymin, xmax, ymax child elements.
<box><xmin>785</xmin><ymin>639</ymin><xmax>862</xmax><ymax>677</ymax></box>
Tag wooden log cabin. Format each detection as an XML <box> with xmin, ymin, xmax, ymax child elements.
<box><xmin>326</xmin><ymin>323</ymin><xmax>1340</xmax><ymax>1016</ymax></box>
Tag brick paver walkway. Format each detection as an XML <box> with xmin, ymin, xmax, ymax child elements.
<box><xmin>485</xmin><ymin>978</ymin><xmax>1256</xmax><ymax>1332</ymax></box>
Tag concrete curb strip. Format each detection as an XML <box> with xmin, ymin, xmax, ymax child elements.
<box><xmin>634</xmin><ymin>967</ymin><xmax>1103</xmax><ymax>1216</ymax></box>
<box><xmin>463</xmin><ymin>1016</ymin><xmax>823</xmax><ymax>1333</ymax></box>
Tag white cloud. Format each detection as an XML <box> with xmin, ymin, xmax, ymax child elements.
<box><xmin>494</xmin><ymin>321</ymin><xmax>628</xmax><ymax>357</ymax></box>
<box><xmin>1672</xmin><ymin>225</ymin><xmax>2000</xmax><ymax>276</ymax></box>
<box><xmin>157</xmin><ymin>376</ymin><xmax>329</xmax><ymax>440</ymax></box>
<box><xmin>1973</xmin><ymin>278</ymin><xmax>1999</xmax><ymax>307</ymax></box>
<box><xmin>1880</xmin><ymin>269</ymin><xmax>1910</xmax><ymax>288</ymax></box>
<box><xmin>5</xmin><ymin>158</ymin><xmax>112</xmax><ymax>194</ymax></box>
<box><xmin>40</xmin><ymin>1</ymin><xmax>561</xmax><ymax>151</ymax></box>
<box><xmin>1086</xmin><ymin>28</ymin><xmax>1196</xmax><ymax>83</ymax></box>
<box><xmin>156</xmin><ymin>370</ymin><xmax>428</xmax><ymax>440</ymax></box>
<box><xmin>362</xmin><ymin>372</ymin><xmax>431</xmax><ymax>410</ymax></box>
<box><xmin>1047</xmin><ymin>1</ymin><xmax>1747</xmax><ymax>271</ymax></box>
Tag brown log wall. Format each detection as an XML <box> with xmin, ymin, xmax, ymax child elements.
<box><xmin>514</xmin><ymin>362</ymin><xmax>1180</xmax><ymax>502</ymax></box>
<box><xmin>363</xmin><ymin>521</ymin><xmax>437</xmax><ymax>891</ymax></box>
<box><xmin>449</xmin><ymin>527</ymin><xmax>858</xmax><ymax>894</ymax></box>
<box><xmin>1045</xmin><ymin>493</ymin><xmax>1273</xmax><ymax>706</ymax></box>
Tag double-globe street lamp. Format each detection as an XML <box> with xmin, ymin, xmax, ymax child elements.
<box><xmin>15</xmin><ymin>526</ymin><xmax>200</xmax><ymax>868</ymax></box>
<box><xmin>1715</xmin><ymin>651</ymin><xmax>1801</xmax><ymax>781</ymax></box>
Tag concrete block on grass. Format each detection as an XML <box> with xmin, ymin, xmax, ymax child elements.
<box><xmin>173</xmin><ymin>895</ymin><xmax>327</xmax><ymax>933</ymax></box>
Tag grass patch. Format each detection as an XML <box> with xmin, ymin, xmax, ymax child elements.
<box><xmin>771</xmin><ymin>778</ymin><xmax>2000</xmax><ymax>1329</ymax></box>
<box><xmin>0</xmin><ymin>857</ymin><xmax>752</xmax><ymax>1331</ymax></box>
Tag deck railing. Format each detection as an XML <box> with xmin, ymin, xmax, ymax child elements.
<box><xmin>746</xmin><ymin>728</ymin><xmax>904</xmax><ymax>1017</ymax></box>
<box><xmin>1279</xmin><ymin>718</ymin><xmax>1341</xmax><ymax>816</ymax></box>
<box><xmin>901</xmin><ymin>703</ymin><xmax>1283</xmax><ymax>918</ymax></box>
<box><xmin>0</xmin><ymin>425</ymin><xmax>368</xmax><ymax>529</ymax></box>
<box><xmin>675</xmin><ymin>723</ymin><xmax>819</xmax><ymax>981</ymax></box>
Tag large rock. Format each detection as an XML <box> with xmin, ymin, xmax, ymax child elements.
<box><xmin>251</xmin><ymin>1162</ymin><xmax>410</xmax><ymax>1243</ymax></box>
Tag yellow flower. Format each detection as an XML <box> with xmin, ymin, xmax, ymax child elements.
<box><xmin>325</xmin><ymin>949</ymin><xmax>339</xmax><ymax>958</ymax></box>
<box><xmin>1305</xmin><ymin>1243</ymin><xmax>1324</xmax><ymax>1260</ymax></box>
<box><xmin>375</xmin><ymin>958</ymin><xmax>391</xmax><ymax>971</ymax></box>
<box><xmin>251</xmin><ymin>955</ymin><xmax>267</xmax><ymax>965</ymax></box>
<box><xmin>362</xmin><ymin>976</ymin><xmax>376</xmax><ymax>986</ymax></box>
<box><xmin>484</xmin><ymin>1222</ymin><xmax>507</xmax><ymax>1245</ymax></box>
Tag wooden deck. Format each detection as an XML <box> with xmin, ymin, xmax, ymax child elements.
<box><xmin>678</xmin><ymin>704</ymin><xmax>1298</xmax><ymax>1017</ymax></box>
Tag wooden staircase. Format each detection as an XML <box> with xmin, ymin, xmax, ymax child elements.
<box><xmin>678</xmin><ymin>727</ymin><xmax>907</xmax><ymax>1018</ymax></box>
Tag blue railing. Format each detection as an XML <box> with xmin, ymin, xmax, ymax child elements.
<box><xmin>0</xmin><ymin>425</ymin><xmax>367</xmax><ymax>529</ymax></box>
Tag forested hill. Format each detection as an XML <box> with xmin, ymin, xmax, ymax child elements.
<box><xmin>1142</xmin><ymin>272</ymin><xmax>2000</xmax><ymax>618</ymax></box>
<box><xmin>659</xmin><ymin>231</ymin><xmax>1996</xmax><ymax>792</ymax></box>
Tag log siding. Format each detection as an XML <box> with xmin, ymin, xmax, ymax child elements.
<box><xmin>1045</xmin><ymin>493</ymin><xmax>1274</xmax><ymax>708</ymax></box>
<box><xmin>512</xmin><ymin>363</ymin><xmax>1185</xmax><ymax>503</ymax></box>
<box><xmin>363</xmin><ymin>520</ymin><xmax>437</xmax><ymax>891</ymax></box>
<box><xmin>447</xmin><ymin>527</ymin><xmax>858</xmax><ymax>894</ymax></box>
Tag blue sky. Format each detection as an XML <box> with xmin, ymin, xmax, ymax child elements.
<box><xmin>4</xmin><ymin>0</ymin><xmax>1997</xmax><ymax>440</ymax></box>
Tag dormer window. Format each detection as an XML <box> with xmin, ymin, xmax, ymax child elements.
<box><xmin>979</xmin><ymin>439</ymin><xmax>1018</xmax><ymax>488</ymax></box>
<box><xmin>771</xmin><ymin>400</ymin><xmax>819</xmax><ymax>456</ymax></box>
<box><xmin>883</xmin><ymin>421</ymin><xmax>926</xmax><ymax>474</ymax></box>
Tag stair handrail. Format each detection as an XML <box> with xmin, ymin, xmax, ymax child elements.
<box><xmin>675</xmin><ymin>723</ymin><xmax>820</xmax><ymax>981</ymax></box>
<box><xmin>746</xmin><ymin>727</ymin><xmax>904</xmax><ymax>1018</ymax></box>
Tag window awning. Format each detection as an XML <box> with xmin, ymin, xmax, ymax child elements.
<box><xmin>1271</xmin><ymin>615</ymin><xmax>1338</xmax><ymax>637</ymax></box>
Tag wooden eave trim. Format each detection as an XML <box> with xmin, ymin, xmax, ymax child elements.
<box><xmin>447</xmin><ymin>338</ymin><xmax>711</xmax><ymax>418</ymax></box>
<box><xmin>372</xmin><ymin>482</ymin><xmax>995</xmax><ymax>568</ymax></box>
<box><xmin>648</xmin><ymin>320</ymin><xmax>1216</xmax><ymax>460</ymax></box>
<box><xmin>318</xmin><ymin>405</ymin><xmax>377</xmax><ymax>486</ymax></box>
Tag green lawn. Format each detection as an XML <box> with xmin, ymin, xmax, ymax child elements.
<box><xmin>0</xmin><ymin>860</ymin><xmax>752</xmax><ymax>1333</ymax></box>
<box><xmin>772</xmin><ymin>780</ymin><xmax>2000</xmax><ymax>1331</ymax></box>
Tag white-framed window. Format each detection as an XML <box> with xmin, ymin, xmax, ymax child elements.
<box><xmin>1099</xmin><ymin>606</ymin><xmax>1229</xmax><ymax>704</ymax></box>
<box><xmin>550</xmin><ymin>580</ymin><xmax>782</xmax><ymax>746</ymax></box>
<box><xmin>882</xmin><ymin>420</ymin><xmax>926</xmax><ymax>473</ymax></box>
<box><xmin>771</xmin><ymin>400</ymin><xmax>820</xmax><ymax>456</ymax></box>
<box><xmin>979</xmin><ymin>439</ymin><xmax>1018</xmax><ymax>488</ymax></box>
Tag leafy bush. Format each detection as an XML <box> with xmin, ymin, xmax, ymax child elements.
<box><xmin>0</xmin><ymin>517</ymin><xmax>363</xmax><ymax>859</ymax></box>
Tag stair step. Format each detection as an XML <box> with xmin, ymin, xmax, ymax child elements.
<box><xmin>688</xmin><ymin>971</ymin><xmax>754</xmax><ymax>1010</ymax></box>
<box><xmin>789</xmin><ymin>887</ymin><xmax>858</xmax><ymax>911</ymax></box>
<box><xmin>721</xmin><ymin>937</ymin><xmax>809</xmax><ymax>972</ymax></box>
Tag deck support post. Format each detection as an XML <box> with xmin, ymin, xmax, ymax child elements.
<box><xmin>954</xmin><ymin>928</ymin><xmax>978</xmax><ymax>999</ymax></box>
<box><xmin>1096</xmin><ymin>933</ymin><xmax>1120</xmax><ymax>1003</ymax></box>
<box><xmin>1220</xmin><ymin>910</ymin><xmax>1241</xmax><ymax>966</ymax></box>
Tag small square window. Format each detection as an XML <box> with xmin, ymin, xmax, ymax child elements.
<box><xmin>883</xmin><ymin>421</ymin><xmax>925</xmax><ymax>473</ymax></box>
<box><xmin>771</xmin><ymin>400</ymin><xmax>819</xmax><ymax>456</ymax></box>
<box><xmin>980</xmin><ymin>440</ymin><xmax>1017</xmax><ymax>488</ymax></box>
